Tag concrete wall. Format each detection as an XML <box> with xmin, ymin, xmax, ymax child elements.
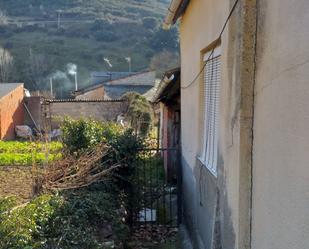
<box><xmin>75</xmin><ymin>86</ymin><xmax>105</xmax><ymax>100</ymax></box>
<box><xmin>179</xmin><ymin>0</ymin><xmax>256</xmax><ymax>248</ymax></box>
<box><xmin>0</xmin><ymin>84</ymin><xmax>24</xmax><ymax>140</ymax></box>
<box><xmin>49</xmin><ymin>100</ymin><xmax>127</xmax><ymax>128</ymax></box>
<box><xmin>252</xmin><ymin>1</ymin><xmax>309</xmax><ymax>249</ymax></box>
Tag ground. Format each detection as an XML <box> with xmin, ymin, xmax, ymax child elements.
<box><xmin>0</xmin><ymin>166</ymin><xmax>33</xmax><ymax>203</ymax></box>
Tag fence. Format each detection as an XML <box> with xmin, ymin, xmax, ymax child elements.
<box><xmin>132</xmin><ymin>147</ymin><xmax>182</xmax><ymax>231</ymax></box>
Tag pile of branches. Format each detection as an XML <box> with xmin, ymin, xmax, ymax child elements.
<box><xmin>42</xmin><ymin>143</ymin><xmax>121</xmax><ymax>191</ymax></box>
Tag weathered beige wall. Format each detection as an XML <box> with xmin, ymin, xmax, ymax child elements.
<box><xmin>252</xmin><ymin>1</ymin><xmax>309</xmax><ymax>249</ymax></box>
<box><xmin>179</xmin><ymin>0</ymin><xmax>256</xmax><ymax>248</ymax></box>
<box><xmin>75</xmin><ymin>86</ymin><xmax>105</xmax><ymax>100</ymax></box>
<box><xmin>49</xmin><ymin>100</ymin><xmax>127</xmax><ymax>128</ymax></box>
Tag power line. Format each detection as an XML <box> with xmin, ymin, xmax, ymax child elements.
<box><xmin>181</xmin><ymin>0</ymin><xmax>240</xmax><ymax>89</ymax></box>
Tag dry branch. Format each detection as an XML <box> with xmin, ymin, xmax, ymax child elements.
<box><xmin>43</xmin><ymin>143</ymin><xmax>121</xmax><ymax>191</ymax></box>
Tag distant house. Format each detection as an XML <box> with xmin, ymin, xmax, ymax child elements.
<box><xmin>75</xmin><ymin>71</ymin><xmax>156</xmax><ymax>100</ymax></box>
<box><xmin>0</xmin><ymin>83</ymin><xmax>24</xmax><ymax>140</ymax></box>
<box><xmin>164</xmin><ymin>0</ymin><xmax>309</xmax><ymax>249</ymax></box>
<box><xmin>153</xmin><ymin>68</ymin><xmax>180</xmax><ymax>181</ymax></box>
<box><xmin>90</xmin><ymin>71</ymin><xmax>135</xmax><ymax>85</ymax></box>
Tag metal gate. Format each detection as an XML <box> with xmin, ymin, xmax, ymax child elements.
<box><xmin>132</xmin><ymin>147</ymin><xmax>182</xmax><ymax>231</ymax></box>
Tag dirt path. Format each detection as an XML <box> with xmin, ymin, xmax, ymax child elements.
<box><xmin>0</xmin><ymin>166</ymin><xmax>34</xmax><ymax>203</ymax></box>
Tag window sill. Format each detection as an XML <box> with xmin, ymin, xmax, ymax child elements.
<box><xmin>197</xmin><ymin>156</ymin><xmax>218</xmax><ymax>178</ymax></box>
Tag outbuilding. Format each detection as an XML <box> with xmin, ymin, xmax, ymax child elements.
<box><xmin>0</xmin><ymin>83</ymin><xmax>24</xmax><ymax>140</ymax></box>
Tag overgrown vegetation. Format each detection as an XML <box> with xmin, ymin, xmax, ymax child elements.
<box><xmin>123</xmin><ymin>92</ymin><xmax>154</xmax><ymax>137</ymax></box>
<box><xmin>0</xmin><ymin>119</ymin><xmax>145</xmax><ymax>248</ymax></box>
<box><xmin>0</xmin><ymin>118</ymin><xmax>176</xmax><ymax>248</ymax></box>
<box><xmin>0</xmin><ymin>185</ymin><xmax>129</xmax><ymax>249</ymax></box>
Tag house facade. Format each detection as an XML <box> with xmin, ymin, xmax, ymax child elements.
<box><xmin>0</xmin><ymin>83</ymin><xmax>24</xmax><ymax>140</ymax></box>
<box><xmin>164</xmin><ymin>1</ymin><xmax>309</xmax><ymax>249</ymax></box>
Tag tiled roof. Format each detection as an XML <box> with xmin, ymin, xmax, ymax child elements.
<box><xmin>45</xmin><ymin>99</ymin><xmax>125</xmax><ymax>103</ymax></box>
<box><xmin>104</xmin><ymin>85</ymin><xmax>153</xmax><ymax>100</ymax></box>
<box><xmin>76</xmin><ymin>71</ymin><xmax>156</xmax><ymax>95</ymax></box>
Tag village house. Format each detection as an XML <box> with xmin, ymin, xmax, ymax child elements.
<box><xmin>153</xmin><ymin>68</ymin><xmax>180</xmax><ymax>181</ymax></box>
<box><xmin>0</xmin><ymin>83</ymin><xmax>24</xmax><ymax>140</ymax></box>
<box><xmin>164</xmin><ymin>0</ymin><xmax>309</xmax><ymax>249</ymax></box>
<box><xmin>75</xmin><ymin>71</ymin><xmax>156</xmax><ymax>100</ymax></box>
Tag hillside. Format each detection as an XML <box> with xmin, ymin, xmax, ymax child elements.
<box><xmin>0</xmin><ymin>0</ymin><xmax>179</xmax><ymax>97</ymax></box>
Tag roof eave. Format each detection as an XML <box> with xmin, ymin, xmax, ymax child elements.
<box><xmin>163</xmin><ymin>0</ymin><xmax>190</xmax><ymax>29</ymax></box>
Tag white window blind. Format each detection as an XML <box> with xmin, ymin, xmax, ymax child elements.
<box><xmin>200</xmin><ymin>49</ymin><xmax>221</xmax><ymax>176</ymax></box>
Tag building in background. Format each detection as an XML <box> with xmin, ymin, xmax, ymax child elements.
<box><xmin>164</xmin><ymin>0</ymin><xmax>309</xmax><ymax>249</ymax></box>
<box><xmin>75</xmin><ymin>71</ymin><xmax>156</xmax><ymax>100</ymax></box>
<box><xmin>153</xmin><ymin>68</ymin><xmax>180</xmax><ymax>181</ymax></box>
<box><xmin>0</xmin><ymin>83</ymin><xmax>24</xmax><ymax>140</ymax></box>
<box><xmin>90</xmin><ymin>71</ymin><xmax>135</xmax><ymax>85</ymax></box>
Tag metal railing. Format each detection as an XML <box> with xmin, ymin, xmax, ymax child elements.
<box><xmin>132</xmin><ymin>147</ymin><xmax>181</xmax><ymax>230</ymax></box>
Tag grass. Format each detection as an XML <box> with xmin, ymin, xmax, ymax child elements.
<box><xmin>0</xmin><ymin>141</ymin><xmax>62</xmax><ymax>166</ymax></box>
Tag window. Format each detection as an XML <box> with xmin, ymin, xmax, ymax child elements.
<box><xmin>199</xmin><ymin>47</ymin><xmax>221</xmax><ymax>176</ymax></box>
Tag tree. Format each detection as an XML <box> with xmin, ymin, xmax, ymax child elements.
<box><xmin>149</xmin><ymin>50</ymin><xmax>179</xmax><ymax>77</ymax></box>
<box><xmin>0</xmin><ymin>47</ymin><xmax>13</xmax><ymax>82</ymax></box>
<box><xmin>25</xmin><ymin>50</ymin><xmax>53</xmax><ymax>89</ymax></box>
<box><xmin>150</xmin><ymin>27</ymin><xmax>179</xmax><ymax>52</ymax></box>
<box><xmin>142</xmin><ymin>17</ymin><xmax>158</xmax><ymax>30</ymax></box>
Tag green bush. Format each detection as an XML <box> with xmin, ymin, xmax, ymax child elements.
<box><xmin>61</xmin><ymin>117</ymin><xmax>123</xmax><ymax>153</ymax></box>
<box><xmin>0</xmin><ymin>187</ymin><xmax>127</xmax><ymax>249</ymax></box>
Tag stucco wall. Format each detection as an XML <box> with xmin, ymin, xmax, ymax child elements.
<box><xmin>252</xmin><ymin>1</ymin><xmax>309</xmax><ymax>249</ymax></box>
<box><xmin>179</xmin><ymin>0</ymin><xmax>255</xmax><ymax>248</ymax></box>
<box><xmin>0</xmin><ymin>84</ymin><xmax>24</xmax><ymax>140</ymax></box>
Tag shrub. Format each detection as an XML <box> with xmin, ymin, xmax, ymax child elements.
<box><xmin>0</xmin><ymin>188</ymin><xmax>128</xmax><ymax>249</ymax></box>
<box><xmin>61</xmin><ymin>118</ymin><xmax>123</xmax><ymax>153</ymax></box>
